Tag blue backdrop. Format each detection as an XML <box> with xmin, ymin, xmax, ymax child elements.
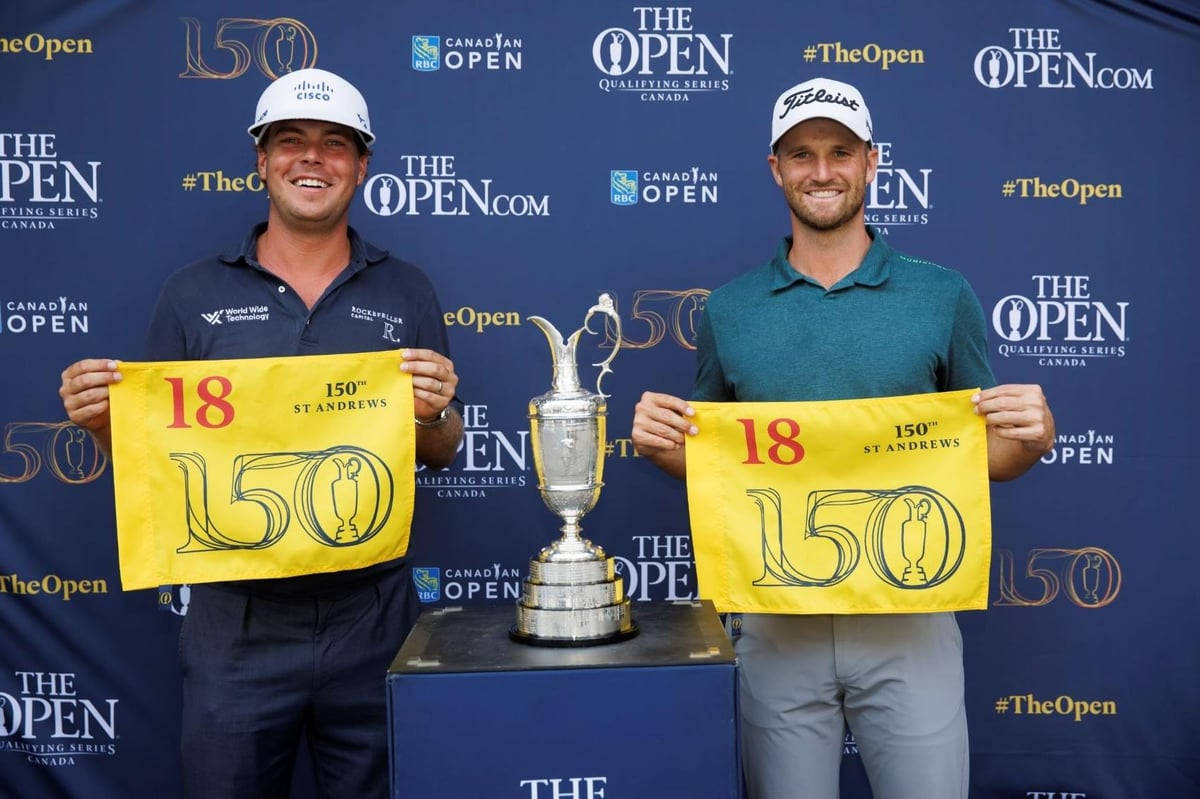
<box><xmin>2</xmin><ymin>1</ymin><xmax>1198</xmax><ymax>796</ymax></box>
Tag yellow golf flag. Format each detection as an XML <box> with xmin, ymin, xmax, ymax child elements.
<box><xmin>109</xmin><ymin>351</ymin><xmax>415</xmax><ymax>590</ymax></box>
<box><xmin>686</xmin><ymin>389</ymin><xmax>990</xmax><ymax>614</ymax></box>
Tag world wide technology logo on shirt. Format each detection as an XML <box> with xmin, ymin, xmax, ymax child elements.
<box><xmin>198</xmin><ymin>305</ymin><xmax>270</xmax><ymax>326</ymax></box>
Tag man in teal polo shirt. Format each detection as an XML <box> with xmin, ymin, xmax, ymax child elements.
<box><xmin>631</xmin><ymin>77</ymin><xmax>1055</xmax><ymax>798</ymax></box>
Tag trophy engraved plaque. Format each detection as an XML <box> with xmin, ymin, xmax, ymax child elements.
<box><xmin>510</xmin><ymin>294</ymin><xmax>638</xmax><ymax>646</ymax></box>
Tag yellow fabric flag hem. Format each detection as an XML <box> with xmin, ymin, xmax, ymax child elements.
<box><xmin>109</xmin><ymin>350</ymin><xmax>416</xmax><ymax>590</ymax></box>
<box><xmin>686</xmin><ymin>389</ymin><xmax>991</xmax><ymax>615</ymax></box>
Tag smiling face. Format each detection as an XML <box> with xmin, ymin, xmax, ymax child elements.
<box><xmin>767</xmin><ymin>118</ymin><xmax>877</xmax><ymax>233</ymax></box>
<box><xmin>256</xmin><ymin>119</ymin><xmax>368</xmax><ymax>234</ymax></box>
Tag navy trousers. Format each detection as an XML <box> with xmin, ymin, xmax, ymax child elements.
<box><xmin>178</xmin><ymin>564</ymin><xmax>419</xmax><ymax>799</ymax></box>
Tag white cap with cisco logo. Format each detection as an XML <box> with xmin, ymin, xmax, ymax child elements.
<box><xmin>770</xmin><ymin>77</ymin><xmax>873</xmax><ymax>150</ymax></box>
<box><xmin>248</xmin><ymin>67</ymin><xmax>374</xmax><ymax>148</ymax></box>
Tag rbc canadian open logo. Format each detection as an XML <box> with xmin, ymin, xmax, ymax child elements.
<box><xmin>412</xmin><ymin>36</ymin><xmax>440</xmax><ymax>71</ymax></box>
<box><xmin>610</xmin><ymin>170</ymin><xmax>638</xmax><ymax>205</ymax></box>
<box><xmin>413</xmin><ymin>567</ymin><xmax>441</xmax><ymax>602</ymax></box>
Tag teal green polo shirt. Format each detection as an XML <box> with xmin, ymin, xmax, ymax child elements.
<box><xmin>693</xmin><ymin>228</ymin><xmax>996</xmax><ymax>402</ymax></box>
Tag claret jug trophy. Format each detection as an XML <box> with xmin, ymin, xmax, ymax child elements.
<box><xmin>510</xmin><ymin>294</ymin><xmax>638</xmax><ymax>646</ymax></box>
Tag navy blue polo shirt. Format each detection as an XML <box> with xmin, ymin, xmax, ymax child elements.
<box><xmin>142</xmin><ymin>222</ymin><xmax>451</xmax><ymax>597</ymax></box>
<box><xmin>144</xmin><ymin>222</ymin><xmax>448</xmax><ymax>361</ymax></box>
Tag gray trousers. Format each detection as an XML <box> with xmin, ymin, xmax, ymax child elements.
<box><xmin>734</xmin><ymin>612</ymin><xmax>968</xmax><ymax>799</ymax></box>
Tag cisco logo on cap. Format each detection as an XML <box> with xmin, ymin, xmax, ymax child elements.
<box><xmin>292</xmin><ymin>79</ymin><xmax>333</xmax><ymax>101</ymax></box>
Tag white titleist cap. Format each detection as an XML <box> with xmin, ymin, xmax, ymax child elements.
<box><xmin>770</xmin><ymin>77</ymin><xmax>873</xmax><ymax>149</ymax></box>
<box><xmin>248</xmin><ymin>68</ymin><xmax>374</xmax><ymax>147</ymax></box>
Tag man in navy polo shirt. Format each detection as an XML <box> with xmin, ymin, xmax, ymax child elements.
<box><xmin>59</xmin><ymin>68</ymin><xmax>463</xmax><ymax>798</ymax></box>
<box><xmin>631</xmin><ymin>78</ymin><xmax>1056</xmax><ymax>798</ymax></box>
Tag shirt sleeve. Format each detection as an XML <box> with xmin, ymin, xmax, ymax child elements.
<box><xmin>944</xmin><ymin>276</ymin><xmax>997</xmax><ymax>391</ymax></box>
<box><xmin>142</xmin><ymin>284</ymin><xmax>188</xmax><ymax>361</ymax></box>
<box><xmin>690</xmin><ymin>307</ymin><xmax>732</xmax><ymax>401</ymax></box>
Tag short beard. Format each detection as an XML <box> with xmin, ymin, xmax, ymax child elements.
<box><xmin>785</xmin><ymin>181</ymin><xmax>866</xmax><ymax>233</ymax></box>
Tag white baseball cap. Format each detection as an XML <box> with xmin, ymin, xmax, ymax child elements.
<box><xmin>248</xmin><ymin>68</ymin><xmax>374</xmax><ymax>148</ymax></box>
<box><xmin>770</xmin><ymin>77</ymin><xmax>873</xmax><ymax>150</ymax></box>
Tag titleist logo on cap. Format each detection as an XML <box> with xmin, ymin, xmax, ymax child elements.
<box><xmin>778</xmin><ymin>87</ymin><xmax>860</xmax><ymax>118</ymax></box>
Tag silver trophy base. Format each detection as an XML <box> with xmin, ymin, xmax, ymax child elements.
<box><xmin>510</xmin><ymin>556</ymin><xmax>639</xmax><ymax>647</ymax></box>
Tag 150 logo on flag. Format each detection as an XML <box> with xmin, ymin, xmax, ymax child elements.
<box><xmin>686</xmin><ymin>389</ymin><xmax>990</xmax><ymax>614</ymax></box>
<box><xmin>109</xmin><ymin>351</ymin><xmax>414</xmax><ymax>590</ymax></box>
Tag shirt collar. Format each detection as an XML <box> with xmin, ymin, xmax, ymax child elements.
<box><xmin>769</xmin><ymin>225</ymin><xmax>893</xmax><ymax>292</ymax></box>
<box><xmin>218</xmin><ymin>222</ymin><xmax>389</xmax><ymax>272</ymax></box>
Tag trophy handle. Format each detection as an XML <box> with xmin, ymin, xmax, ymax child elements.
<box><xmin>582</xmin><ymin>293</ymin><xmax>621</xmax><ymax>397</ymax></box>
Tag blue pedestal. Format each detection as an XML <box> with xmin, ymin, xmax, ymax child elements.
<box><xmin>386</xmin><ymin>600</ymin><xmax>739</xmax><ymax>798</ymax></box>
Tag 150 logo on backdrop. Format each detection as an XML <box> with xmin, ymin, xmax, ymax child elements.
<box><xmin>179</xmin><ymin>17</ymin><xmax>316</xmax><ymax>79</ymax></box>
<box><xmin>0</xmin><ymin>671</ymin><xmax>119</xmax><ymax>768</ymax></box>
<box><xmin>598</xmin><ymin>289</ymin><xmax>710</xmax><ymax>351</ymax></box>
<box><xmin>593</xmin><ymin>6</ymin><xmax>732</xmax><ymax>102</ymax></box>
<box><xmin>991</xmin><ymin>275</ymin><xmax>1129</xmax><ymax>368</ymax></box>
<box><xmin>0</xmin><ymin>133</ymin><xmax>101</xmax><ymax>231</ymax></box>
<box><xmin>993</xmin><ymin>546</ymin><xmax>1121</xmax><ymax>609</ymax></box>
<box><xmin>974</xmin><ymin>27</ymin><xmax>1153</xmax><ymax>89</ymax></box>
<box><xmin>0</xmin><ymin>422</ymin><xmax>106</xmax><ymax>484</ymax></box>
<box><xmin>597</xmin><ymin>289</ymin><xmax>710</xmax><ymax>460</ymax></box>
<box><xmin>363</xmin><ymin>155</ymin><xmax>550</xmax><ymax>217</ymax></box>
